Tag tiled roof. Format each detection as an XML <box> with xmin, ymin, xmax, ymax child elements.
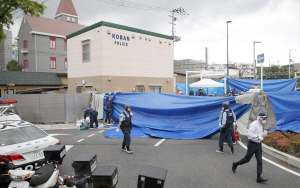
<box><xmin>26</xmin><ymin>15</ymin><xmax>86</xmax><ymax>36</ymax></box>
<box><xmin>0</xmin><ymin>71</ymin><xmax>63</xmax><ymax>86</ymax></box>
<box><xmin>56</xmin><ymin>0</ymin><xmax>78</xmax><ymax>16</ymax></box>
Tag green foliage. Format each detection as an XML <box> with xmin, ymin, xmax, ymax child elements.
<box><xmin>0</xmin><ymin>0</ymin><xmax>46</xmax><ymax>42</ymax></box>
<box><xmin>264</xmin><ymin>131</ymin><xmax>300</xmax><ymax>158</ymax></box>
<box><xmin>6</xmin><ymin>59</ymin><xmax>23</xmax><ymax>71</ymax></box>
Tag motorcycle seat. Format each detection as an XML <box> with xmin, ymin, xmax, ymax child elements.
<box><xmin>29</xmin><ymin>164</ymin><xmax>55</xmax><ymax>187</ymax></box>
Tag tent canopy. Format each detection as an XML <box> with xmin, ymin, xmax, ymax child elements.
<box><xmin>190</xmin><ymin>78</ymin><xmax>224</xmax><ymax>88</ymax></box>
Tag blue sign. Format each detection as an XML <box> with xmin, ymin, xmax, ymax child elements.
<box><xmin>13</xmin><ymin>50</ymin><xmax>18</xmax><ymax>61</ymax></box>
<box><xmin>112</xmin><ymin>33</ymin><xmax>130</xmax><ymax>47</ymax></box>
<box><xmin>257</xmin><ymin>53</ymin><xmax>264</xmax><ymax>64</ymax></box>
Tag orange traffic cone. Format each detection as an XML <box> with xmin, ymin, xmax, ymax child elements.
<box><xmin>234</xmin><ymin>124</ymin><xmax>241</xmax><ymax>141</ymax></box>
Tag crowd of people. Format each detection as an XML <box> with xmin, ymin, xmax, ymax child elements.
<box><xmin>189</xmin><ymin>88</ymin><xmax>207</xmax><ymax>96</ymax></box>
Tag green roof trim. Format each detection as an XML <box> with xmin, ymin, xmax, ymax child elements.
<box><xmin>66</xmin><ymin>21</ymin><xmax>173</xmax><ymax>40</ymax></box>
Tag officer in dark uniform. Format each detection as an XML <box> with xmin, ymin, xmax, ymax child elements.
<box><xmin>116</xmin><ymin>104</ymin><xmax>133</xmax><ymax>154</ymax></box>
<box><xmin>216</xmin><ymin>101</ymin><xmax>236</xmax><ymax>154</ymax></box>
<box><xmin>83</xmin><ymin>107</ymin><xmax>98</xmax><ymax>128</ymax></box>
<box><xmin>189</xmin><ymin>88</ymin><xmax>194</xmax><ymax>96</ymax></box>
<box><xmin>105</xmin><ymin>91</ymin><xmax>116</xmax><ymax>125</ymax></box>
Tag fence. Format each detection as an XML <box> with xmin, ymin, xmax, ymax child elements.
<box><xmin>4</xmin><ymin>93</ymin><xmax>91</xmax><ymax>123</ymax></box>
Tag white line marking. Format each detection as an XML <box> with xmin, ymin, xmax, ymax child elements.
<box><xmin>48</xmin><ymin>134</ymin><xmax>71</xmax><ymax>137</ymax></box>
<box><xmin>87</xmin><ymin>134</ymin><xmax>95</xmax><ymax>137</ymax></box>
<box><xmin>77</xmin><ymin>139</ymin><xmax>84</xmax><ymax>142</ymax></box>
<box><xmin>65</xmin><ymin>145</ymin><xmax>73</xmax><ymax>151</ymax></box>
<box><xmin>99</xmin><ymin>130</ymin><xmax>104</xmax><ymax>133</ymax></box>
<box><xmin>154</xmin><ymin>139</ymin><xmax>166</xmax><ymax>146</ymax></box>
<box><xmin>238</xmin><ymin>141</ymin><xmax>300</xmax><ymax>177</ymax></box>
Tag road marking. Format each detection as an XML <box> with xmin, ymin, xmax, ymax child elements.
<box><xmin>48</xmin><ymin>134</ymin><xmax>71</xmax><ymax>137</ymax></box>
<box><xmin>65</xmin><ymin>145</ymin><xmax>73</xmax><ymax>151</ymax></box>
<box><xmin>154</xmin><ymin>139</ymin><xmax>166</xmax><ymax>146</ymax></box>
<box><xmin>99</xmin><ymin>130</ymin><xmax>104</xmax><ymax>133</ymax></box>
<box><xmin>77</xmin><ymin>139</ymin><xmax>84</xmax><ymax>143</ymax></box>
<box><xmin>238</xmin><ymin>141</ymin><xmax>300</xmax><ymax>177</ymax></box>
<box><xmin>87</xmin><ymin>134</ymin><xmax>95</xmax><ymax>137</ymax></box>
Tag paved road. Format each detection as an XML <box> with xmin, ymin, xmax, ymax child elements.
<box><xmin>46</xmin><ymin>128</ymin><xmax>300</xmax><ymax>188</ymax></box>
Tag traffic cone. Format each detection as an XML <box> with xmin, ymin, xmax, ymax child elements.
<box><xmin>234</xmin><ymin>124</ymin><xmax>241</xmax><ymax>141</ymax></box>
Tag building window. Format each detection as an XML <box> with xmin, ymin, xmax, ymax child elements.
<box><xmin>64</xmin><ymin>39</ymin><xmax>67</xmax><ymax>51</ymax></box>
<box><xmin>136</xmin><ymin>86</ymin><xmax>145</xmax><ymax>93</ymax></box>
<box><xmin>76</xmin><ymin>87</ymin><xmax>82</xmax><ymax>93</ymax></box>
<box><xmin>82</xmin><ymin>41</ymin><xmax>90</xmax><ymax>62</ymax></box>
<box><xmin>50</xmin><ymin>57</ymin><xmax>56</xmax><ymax>69</ymax></box>
<box><xmin>4</xmin><ymin>89</ymin><xmax>14</xmax><ymax>95</ymax></box>
<box><xmin>149</xmin><ymin>86</ymin><xmax>162</xmax><ymax>93</ymax></box>
<box><xmin>23</xmin><ymin>40</ymin><xmax>28</xmax><ymax>48</ymax></box>
<box><xmin>65</xmin><ymin>58</ymin><xmax>68</xmax><ymax>70</ymax></box>
<box><xmin>23</xmin><ymin>60</ymin><xmax>28</xmax><ymax>68</ymax></box>
<box><xmin>50</xmin><ymin>37</ymin><xmax>56</xmax><ymax>49</ymax></box>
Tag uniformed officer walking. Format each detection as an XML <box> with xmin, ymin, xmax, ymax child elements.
<box><xmin>116</xmin><ymin>104</ymin><xmax>133</xmax><ymax>154</ymax></box>
<box><xmin>232</xmin><ymin>113</ymin><xmax>268</xmax><ymax>183</ymax></box>
<box><xmin>105</xmin><ymin>91</ymin><xmax>116</xmax><ymax>125</ymax></box>
<box><xmin>83</xmin><ymin>107</ymin><xmax>98</xmax><ymax>128</ymax></box>
<box><xmin>216</xmin><ymin>101</ymin><xmax>236</xmax><ymax>154</ymax></box>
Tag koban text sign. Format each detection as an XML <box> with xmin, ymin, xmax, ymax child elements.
<box><xmin>112</xmin><ymin>33</ymin><xmax>130</xmax><ymax>47</ymax></box>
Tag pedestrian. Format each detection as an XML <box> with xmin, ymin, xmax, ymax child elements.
<box><xmin>195</xmin><ymin>89</ymin><xmax>200</xmax><ymax>96</ymax></box>
<box><xmin>116</xmin><ymin>104</ymin><xmax>133</xmax><ymax>154</ymax></box>
<box><xmin>189</xmin><ymin>88</ymin><xmax>194</xmax><ymax>96</ymax></box>
<box><xmin>216</xmin><ymin>101</ymin><xmax>236</xmax><ymax>154</ymax></box>
<box><xmin>105</xmin><ymin>91</ymin><xmax>116</xmax><ymax>125</ymax></box>
<box><xmin>232</xmin><ymin>113</ymin><xmax>268</xmax><ymax>183</ymax></box>
<box><xmin>83</xmin><ymin>107</ymin><xmax>98</xmax><ymax>128</ymax></box>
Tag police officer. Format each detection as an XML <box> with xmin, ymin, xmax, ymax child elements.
<box><xmin>216</xmin><ymin>101</ymin><xmax>236</xmax><ymax>154</ymax></box>
<box><xmin>116</xmin><ymin>104</ymin><xmax>133</xmax><ymax>154</ymax></box>
<box><xmin>189</xmin><ymin>88</ymin><xmax>194</xmax><ymax>96</ymax></box>
<box><xmin>83</xmin><ymin>107</ymin><xmax>98</xmax><ymax>128</ymax></box>
<box><xmin>195</xmin><ymin>89</ymin><xmax>200</xmax><ymax>96</ymax></box>
<box><xmin>232</xmin><ymin>113</ymin><xmax>268</xmax><ymax>183</ymax></box>
<box><xmin>105</xmin><ymin>91</ymin><xmax>116</xmax><ymax>125</ymax></box>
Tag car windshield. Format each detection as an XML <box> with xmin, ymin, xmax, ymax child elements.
<box><xmin>0</xmin><ymin>126</ymin><xmax>48</xmax><ymax>147</ymax></box>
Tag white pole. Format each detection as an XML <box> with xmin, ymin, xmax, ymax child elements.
<box><xmin>186</xmin><ymin>72</ymin><xmax>188</xmax><ymax>96</ymax></box>
<box><xmin>261</xmin><ymin>63</ymin><xmax>263</xmax><ymax>90</ymax></box>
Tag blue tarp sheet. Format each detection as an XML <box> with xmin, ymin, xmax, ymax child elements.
<box><xmin>0</xmin><ymin>97</ymin><xmax>3</xmax><ymax>106</ymax></box>
<box><xmin>268</xmin><ymin>91</ymin><xmax>300</xmax><ymax>133</ymax></box>
<box><xmin>104</xmin><ymin>93</ymin><xmax>251</xmax><ymax>139</ymax></box>
<box><xmin>229</xmin><ymin>78</ymin><xmax>297</xmax><ymax>93</ymax></box>
<box><xmin>176</xmin><ymin>79</ymin><xmax>224</xmax><ymax>96</ymax></box>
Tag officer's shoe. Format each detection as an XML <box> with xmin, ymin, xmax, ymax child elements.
<box><xmin>121</xmin><ymin>145</ymin><xmax>127</xmax><ymax>152</ymax></box>
<box><xmin>216</xmin><ymin>149</ymin><xmax>224</xmax><ymax>154</ymax></box>
<box><xmin>232</xmin><ymin>162</ymin><xmax>238</xmax><ymax>173</ymax></box>
<box><xmin>232</xmin><ymin>141</ymin><xmax>237</xmax><ymax>145</ymax></box>
<box><xmin>256</xmin><ymin>177</ymin><xmax>268</xmax><ymax>183</ymax></box>
<box><xmin>230</xmin><ymin>147</ymin><xmax>235</xmax><ymax>155</ymax></box>
<box><xmin>126</xmin><ymin>146</ymin><xmax>133</xmax><ymax>154</ymax></box>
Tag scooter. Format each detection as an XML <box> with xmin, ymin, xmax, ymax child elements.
<box><xmin>3</xmin><ymin>157</ymin><xmax>60</xmax><ymax>188</ymax></box>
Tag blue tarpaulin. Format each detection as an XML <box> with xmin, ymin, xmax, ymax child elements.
<box><xmin>229</xmin><ymin>78</ymin><xmax>297</xmax><ymax>93</ymax></box>
<box><xmin>0</xmin><ymin>97</ymin><xmax>3</xmax><ymax>106</ymax></box>
<box><xmin>268</xmin><ymin>91</ymin><xmax>300</xmax><ymax>133</ymax></box>
<box><xmin>176</xmin><ymin>79</ymin><xmax>224</xmax><ymax>96</ymax></box>
<box><xmin>104</xmin><ymin>93</ymin><xmax>251</xmax><ymax>139</ymax></box>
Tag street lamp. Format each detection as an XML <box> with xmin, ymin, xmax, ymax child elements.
<box><xmin>227</xmin><ymin>21</ymin><xmax>231</xmax><ymax>94</ymax></box>
<box><xmin>253</xmin><ymin>41</ymin><xmax>262</xmax><ymax>79</ymax></box>
<box><xmin>289</xmin><ymin>49</ymin><xmax>296</xmax><ymax>79</ymax></box>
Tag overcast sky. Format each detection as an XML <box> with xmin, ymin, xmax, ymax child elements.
<box><xmin>7</xmin><ymin>0</ymin><xmax>300</xmax><ymax>66</ymax></box>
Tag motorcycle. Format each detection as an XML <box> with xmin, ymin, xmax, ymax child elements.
<box><xmin>57</xmin><ymin>175</ymin><xmax>91</xmax><ymax>188</ymax></box>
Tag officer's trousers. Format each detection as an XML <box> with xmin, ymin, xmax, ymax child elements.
<box><xmin>229</xmin><ymin>126</ymin><xmax>236</xmax><ymax>142</ymax></box>
<box><xmin>219</xmin><ymin>128</ymin><xmax>233</xmax><ymax>147</ymax></box>
<box><xmin>237</xmin><ymin>140</ymin><xmax>263</xmax><ymax>173</ymax></box>
<box><xmin>90</xmin><ymin>113</ymin><xmax>98</xmax><ymax>128</ymax></box>
<box><xmin>122</xmin><ymin>128</ymin><xmax>131</xmax><ymax>146</ymax></box>
<box><xmin>106</xmin><ymin>108</ymin><xmax>113</xmax><ymax>122</ymax></box>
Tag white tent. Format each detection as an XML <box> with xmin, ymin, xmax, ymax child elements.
<box><xmin>190</xmin><ymin>78</ymin><xmax>224</xmax><ymax>88</ymax></box>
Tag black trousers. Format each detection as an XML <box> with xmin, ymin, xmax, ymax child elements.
<box><xmin>238</xmin><ymin>140</ymin><xmax>263</xmax><ymax>173</ymax></box>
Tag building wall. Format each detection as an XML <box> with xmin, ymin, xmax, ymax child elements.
<box><xmin>175</xmin><ymin>74</ymin><xmax>200</xmax><ymax>83</ymax></box>
<box><xmin>68</xmin><ymin>25</ymin><xmax>174</xmax><ymax>94</ymax></box>
<box><xmin>0</xmin><ymin>30</ymin><xmax>13</xmax><ymax>69</ymax></box>
<box><xmin>36</xmin><ymin>35</ymin><xmax>67</xmax><ymax>73</ymax></box>
<box><xmin>18</xmin><ymin>16</ymin><xmax>35</xmax><ymax>71</ymax></box>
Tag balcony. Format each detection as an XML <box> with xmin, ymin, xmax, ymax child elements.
<box><xmin>21</xmin><ymin>48</ymin><xmax>28</xmax><ymax>53</ymax></box>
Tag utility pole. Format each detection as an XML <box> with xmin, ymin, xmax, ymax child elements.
<box><xmin>289</xmin><ymin>49</ymin><xmax>296</xmax><ymax>79</ymax></box>
<box><xmin>169</xmin><ymin>7</ymin><xmax>188</xmax><ymax>42</ymax></box>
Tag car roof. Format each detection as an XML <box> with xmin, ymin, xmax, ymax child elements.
<box><xmin>0</xmin><ymin>120</ymin><xmax>35</xmax><ymax>131</ymax></box>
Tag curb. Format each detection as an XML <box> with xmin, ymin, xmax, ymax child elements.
<box><xmin>262</xmin><ymin>143</ymin><xmax>300</xmax><ymax>169</ymax></box>
<box><xmin>35</xmin><ymin>124</ymin><xmax>77</xmax><ymax>130</ymax></box>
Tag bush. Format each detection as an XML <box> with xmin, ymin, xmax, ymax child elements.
<box><xmin>263</xmin><ymin>131</ymin><xmax>300</xmax><ymax>158</ymax></box>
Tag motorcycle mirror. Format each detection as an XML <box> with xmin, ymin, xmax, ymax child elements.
<box><xmin>2</xmin><ymin>157</ymin><xmax>9</xmax><ymax>165</ymax></box>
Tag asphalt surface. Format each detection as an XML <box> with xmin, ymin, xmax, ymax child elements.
<box><xmin>46</xmin><ymin>128</ymin><xmax>300</xmax><ymax>188</ymax></box>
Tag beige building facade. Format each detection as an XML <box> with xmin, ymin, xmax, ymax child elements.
<box><xmin>67</xmin><ymin>21</ymin><xmax>174</xmax><ymax>94</ymax></box>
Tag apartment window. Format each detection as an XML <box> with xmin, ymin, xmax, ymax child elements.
<box><xmin>64</xmin><ymin>39</ymin><xmax>67</xmax><ymax>51</ymax></box>
<box><xmin>82</xmin><ymin>41</ymin><xmax>90</xmax><ymax>62</ymax></box>
<box><xmin>76</xmin><ymin>87</ymin><xmax>82</xmax><ymax>93</ymax></box>
<box><xmin>4</xmin><ymin>89</ymin><xmax>14</xmax><ymax>94</ymax></box>
<box><xmin>50</xmin><ymin>57</ymin><xmax>56</xmax><ymax>69</ymax></box>
<box><xmin>136</xmin><ymin>86</ymin><xmax>145</xmax><ymax>93</ymax></box>
<box><xmin>64</xmin><ymin>58</ymin><xmax>68</xmax><ymax>70</ymax></box>
<box><xmin>23</xmin><ymin>60</ymin><xmax>28</xmax><ymax>68</ymax></box>
<box><xmin>23</xmin><ymin>40</ymin><xmax>28</xmax><ymax>48</ymax></box>
<box><xmin>149</xmin><ymin>86</ymin><xmax>162</xmax><ymax>93</ymax></box>
<box><xmin>50</xmin><ymin>37</ymin><xmax>56</xmax><ymax>49</ymax></box>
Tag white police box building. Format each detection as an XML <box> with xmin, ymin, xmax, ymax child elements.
<box><xmin>66</xmin><ymin>21</ymin><xmax>174</xmax><ymax>94</ymax></box>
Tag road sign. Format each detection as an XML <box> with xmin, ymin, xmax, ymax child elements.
<box><xmin>6</xmin><ymin>83</ymin><xmax>15</xmax><ymax>86</ymax></box>
<box><xmin>257</xmin><ymin>53</ymin><xmax>264</xmax><ymax>64</ymax></box>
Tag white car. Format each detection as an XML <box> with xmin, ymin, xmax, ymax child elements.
<box><xmin>0</xmin><ymin>100</ymin><xmax>61</xmax><ymax>184</ymax></box>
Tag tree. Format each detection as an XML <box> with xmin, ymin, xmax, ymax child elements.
<box><xmin>6</xmin><ymin>59</ymin><xmax>23</xmax><ymax>71</ymax></box>
<box><xmin>0</xmin><ymin>0</ymin><xmax>46</xmax><ymax>42</ymax></box>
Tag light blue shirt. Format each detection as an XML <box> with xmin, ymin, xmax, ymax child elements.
<box><xmin>218</xmin><ymin>109</ymin><xmax>236</xmax><ymax>127</ymax></box>
<box><xmin>119</xmin><ymin>111</ymin><xmax>132</xmax><ymax>122</ymax></box>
